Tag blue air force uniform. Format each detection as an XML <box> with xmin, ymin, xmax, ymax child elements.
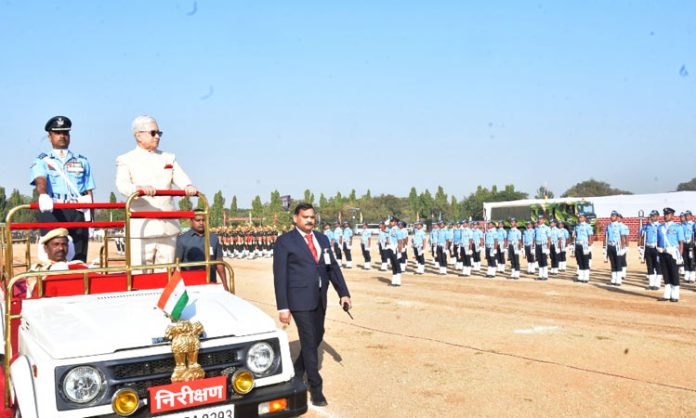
<box><xmin>507</xmin><ymin>225</ymin><xmax>522</xmax><ymax>276</ymax></box>
<box><xmin>574</xmin><ymin>220</ymin><xmax>593</xmax><ymax>282</ymax></box>
<box><xmin>31</xmin><ymin>116</ymin><xmax>96</xmax><ymax>262</ymax></box>
<box><xmin>641</xmin><ymin>211</ymin><xmax>663</xmax><ymax>289</ymax></box>
<box><xmin>360</xmin><ymin>228</ymin><xmax>372</xmax><ymax>267</ymax></box>
<box><xmin>658</xmin><ymin>208</ymin><xmax>684</xmax><ymax>301</ymax></box>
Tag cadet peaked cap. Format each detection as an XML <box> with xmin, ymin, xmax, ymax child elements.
<box><xmin>685</xmin><ymin>210</ymin><xmax>693</xmax><ymax>216</ymax></box>
<box><xmin>40</xmin><ymin>228</ymin><xmax>69</xmax><ymax>245</ymax></box>
<box><xmin>550</xmin><ymin>219</ymin><xmax>557</xmax><ymax>223</ymax></box>
<box><xmin>610</xmin><ymin>210</ymin><xmax>619</xmax><ymax>216</ymax></box>
<box><xmin>438</xmin><ymin>220</ymin><xmax>445</xmax><ymax>225</ymax></box>
<box><xmin>649</xmin><ymin>209</ymin><xmax>660</xmax><ymax>216</ymax></box>
<box><xmin>663</xmin><ymin>207</ymin><xmax>675</xmax><ymax>215</ymax></box>
<box><xmin>45</xmin><ymin>116</ymin><xmax>72</xmax><ymax>132</ymax></box>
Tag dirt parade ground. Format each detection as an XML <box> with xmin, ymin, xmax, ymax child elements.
<box><xmin>228</xmin><ymin>243</ymin><xmax>695</xmax><ymax>418</ymax></box>
<box><xmin>12</xmin><ymin>241</ymin><xmax>696</xmax><ymax>417</ymax></box>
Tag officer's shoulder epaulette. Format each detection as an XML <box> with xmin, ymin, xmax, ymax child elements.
<box><xmin>36</xmin><ymin>152</ymin><xmax>47</xmax><ymax>159</ymax></box>
<box><xmin>74</xmin><ymin>153</ymin><xmax>86</xmax><ymax>159</ymax></box>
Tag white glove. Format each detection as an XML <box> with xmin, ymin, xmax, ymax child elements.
<box><xmin>543</xmin><ymin>248</ymin><xmax>550</xmax><ymax>255</ymax></box>
<box><xmin>38</xmin><ymin>194</ymin><xmax>54</xmax><ymax>212</ymax></box>
<box><xmin>618</xmin><ymin>248</ymin><xmax>627</xmax><ymax>257</ymax></box>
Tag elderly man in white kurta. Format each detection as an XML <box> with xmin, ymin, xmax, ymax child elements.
<box><xmin>115</xmin><ymin>115</ymin><xmax>198</xmax><ymax>270</ymax></box>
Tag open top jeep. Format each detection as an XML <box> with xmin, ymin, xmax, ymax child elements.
<box><xmin>0</xmin><ymin>191</ymin><xmax>307</xmax><ymax>417</ymax></box>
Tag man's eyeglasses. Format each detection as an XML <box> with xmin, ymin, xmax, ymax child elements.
<box><xmin>139</xmin><ymin>130</ymin><xmax>163</xmax><ymax>137</ymax></box>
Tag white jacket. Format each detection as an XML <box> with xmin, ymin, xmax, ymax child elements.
<box><xmin>115</xmin><ymin>146</ymin><xmax>193</xmax><ymax>238</ymax></box>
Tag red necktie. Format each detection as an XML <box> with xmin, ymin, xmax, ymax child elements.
<box><xmin>305</xmin><ymin>233</ymin><xmax>319</xmax><ymax>263</ymax></box>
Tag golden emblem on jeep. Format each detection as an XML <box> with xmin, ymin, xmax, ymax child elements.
<box><xmin>165</xmin><ymin>320</ymin><xmax>206</xmax><ymax>382</ymax></box>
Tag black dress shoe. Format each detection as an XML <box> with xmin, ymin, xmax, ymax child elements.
<box><xmin>311</xmin><ymin>393</ymin><xmax>328</xmax><ymax>407</ymax></box>
<box><xmin>670</xmin><ymin>298</ymin><xmax>678</xmax><ymax>302</ymax></box>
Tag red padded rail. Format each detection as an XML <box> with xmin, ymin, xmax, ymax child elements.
<box><xmin>28</xmin><ymin>202</ymin><xmax>125</xmax><ymax>210</ymax></box>
<box><xmin>9</xmin><ymin>222</ymin><xmax>124</xmax><ymax>230</ymax></box>
<box><xmin>130</xmin><ymin>211</ymin><xmax>196</xmax><ymax>219</ymax></box>
<box><xmin>138</xmin><ymin>190</ymin><xmax>194</xmax><ymax>197</ymax></box>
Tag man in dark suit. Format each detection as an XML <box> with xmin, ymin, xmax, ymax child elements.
<box><xmin>273</xmin><ymin>202</ymin><xmax>352</xmax><ymax>407</ymax></box>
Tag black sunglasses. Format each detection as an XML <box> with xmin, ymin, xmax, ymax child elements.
<box><xmin>139</xmin><ymin>130</ymin><xmax>163</xmax><ymax>137</ymax></box>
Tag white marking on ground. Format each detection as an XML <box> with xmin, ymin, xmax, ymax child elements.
<box><xmin>396</xmin><ymin>300</ymin><xmax>415</xmax><ymax>307</ymax></box>
<box><xmin>514</xmin><ymin>326</ymin><xmax>561</xmax><ymax>335</ymax></box>
<box><xmin>308</xmin><ymin>404</ymin><xmax>340</xmax><ymax>417</ymax></box>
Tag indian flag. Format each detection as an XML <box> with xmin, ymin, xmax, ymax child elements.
<box><xmin>157</xmin><ymin>270</ymin><xmax>189</xmax><ymax>321</ymax></box>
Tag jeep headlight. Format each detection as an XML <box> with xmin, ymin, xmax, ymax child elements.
<box><xmin>246</xmin><ymin>342</ymin><xmax>275</xmax><ymax>375</ymax></box>
<box><xmin>62</xmin><ymin>366</ymin><xmax>105</xmax><ymax>404</ymax></box>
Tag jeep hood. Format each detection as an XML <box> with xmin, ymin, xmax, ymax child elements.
<box><xmin>19</xmin><ymin>285</ymin><xmax>276</xmax><ymax>359</ymax></box>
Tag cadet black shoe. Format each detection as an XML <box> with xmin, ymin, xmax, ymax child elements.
<box><xmin>311</xmin><ymin>392</ymin><xmax>328</xmax><ymax>407</ymax></box>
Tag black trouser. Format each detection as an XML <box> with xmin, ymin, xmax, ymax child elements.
<box><xmin>559</xmin><ymin>248</ymin><xmax>567</xmax><ymax>262</ymax></box>
<box><xmin>437</xmin><ymin>245</ymin><xmax>447</xmax><ymax>267</ymax></box>
<box><xmin>660</xmin><ymin>252</ymin><xmax>679</xmax><ymax>286</ymax></box>
<box><xmin>486</xmin><ymin>247</ymin><xmax>497</xmax><ymax>267</ymax></box>
<box><xmin>508</xmin><ymin>245</ymin><xmax>520</xmax><ymax>271</ymax></box>
<box><xmin>292</xmin><ymin>304</ymin><xmax>326</xmax><ymax>395</ymax></box>
<box><xmin>414</xmin><ymin>246</ymin><xmax>425</xmax><ymax>265</ymax></box>
<box><xmin>683</xmin><ymin>243</ymin><xmax>694</xmax><ymax>272</ymax></box>
<box><xmin>535</xmin><ymin>245</ymin><xmax>547</xmax><ymax>268</ymax></box>
<box><xmin>472</xmin><ymin>246</ymin><xmax>481</xmax><ymax>263</ymax></box>
<box><xmin>333</xmin><ymin>243</ymin><xmax>342</xmax><ymax>260</ymax></box>
<box><xmin>38</xmin><ymin>209</ymin><xmax>88</xmax><ymax>262</ymax></box>
<box><xmin>386</xmin><ymin>248</ymin><xmax>401</xmax><ymax>274</ymax></box>
<box><xmin>575</xmin><ymin>244</ymin><xmax>590</xmax><ymax>270</ymax></box>
<box><xmin>401</xmin><ymin>248</ymin><xmax>408</xmax><ymax>262</ymax></box>
<box><xmin>455</xmin><ymin>245</ymin><xmax>462</xmax><ymax>262</ymax></box>
<box><xmin>378</xmin><ymin>244</ymin><xmax>387</xmax><ymax>263</ymax></box>
<box><xmin>607</xmin><ymin>245</ymin><xmax>621</xmax><ymax>273</ymax></box>
<box><xmin>462</xmin><ymin>247</ymin><xmax>472</xmax><ymax>267</ymax></box>
<box><xmin>343</xmin><ymin>243</ymin><xmax>352</xmax><ymax>261</ymax></box>
<box><xmin>525</xmin><ymin>245</ymin><xmax>535</xmax><ymax>263</ymax></box>
<box><xmin>645</xmin><ymin>246</ymin><xmax>661</xmax><ymax>275</ymax></box>
<box><xmin>361</xmin><ymin>243</ymin><xmax>371</xmax><ymax>263</ymax></box>
<box><xmin>550</xmin><ymin>245</ymin><xmax>559</xmax><ymax>268</ymax></box>
<box><xmin>496</xmin><ymin>246</ymin><xmax>505</xmax><ymax>265</ymax></box>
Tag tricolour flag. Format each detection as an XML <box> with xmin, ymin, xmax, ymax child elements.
<box><xmin>157</xmin><ymin>270</ymin><xmax>189</xmax><ymax>321</ymax></box>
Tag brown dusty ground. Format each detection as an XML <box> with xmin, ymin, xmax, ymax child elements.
<box><xmin>11</xmin><ymin>241</ymin><xmax>696</xmax><ymax>417</ymax></box>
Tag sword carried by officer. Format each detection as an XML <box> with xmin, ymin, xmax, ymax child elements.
<box><xmin>638</xmin><ymin>210</ymin><xmax>646</xmax><ymax>263</ymax></box>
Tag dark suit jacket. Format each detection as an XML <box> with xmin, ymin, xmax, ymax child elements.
<box><xmin>273</xmin><ymin>229</ymin><xmax>350</xmax><ymax>312</ymax></box>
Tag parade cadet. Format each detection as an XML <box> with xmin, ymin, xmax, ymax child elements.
<box><xmin>436</xmin><ymin>220</ymin><xmax>449</xmax><ymax>275</ymax></box>
<box><xmin>412</xmin><ymin>221</ymin><xmax>427</xmax><ymax>274</ymax></box>
<box><xmin>641</xmin><ymin>210</ymin><xmax>662</xmax><ymax>290</ymax></box>
<box><xmin>618</xmin><ymin>214</ymin><xmax>630</xmax><ymax>280</ymax></box>
<box><xmin>31</xmin><ymin>116</ymin><xmax>95</xmax><ymax>262</ymax></box>
<box><xmin>471</xmin><ymin>221</ymin><xmax>484</xmax><ymax>272</ymax></box>
<box><xmin>496</xmin><ymin>221</ymin><xmax>507</xmax><ymax>273</ymax></box>
<box><xmin>399</xmin><ymin>221</ymin><xmax>409</xmax><ymax>272</ymax></box>
<box><xmin>446</xmin><ymin>222</ymin><xmax>456</xmax><ymax>266</ymax></box>
<box><xmin>342</xmin><ymin>221</ymin><xmax>353</xmax><ymax>269</ymax></box>
<box><xmin>523</xmin><ymin>221</ymin><xmax>537</xmax><ymax>274</ymax></box>
<box><xmin>604</xmin><ymin>211</ymin><xmax>626</xmax><ymax>286</ymax></box>
<box><xmin>484</xmin><ymin>221</ymin><xmax>498</xmax><ymax>278</ymax></box>
<box><xmin>25</xmin><ymin>228</ymin><xmax>89</xmax><ymax>298</ymax></box>
<box><xmin>657</xmin><ymin>208</ymin><xmax>684</xmax><ymax>302</ymax></box>
<box><xmin>682</xmin><ymin>211</ymin><xmax>694</xmax><ymax>283</ymax></box>
<box><xmin>557</xmin><ymin>220</ymin><xmax>569</xmax><ymax>272</ymax></box>
<box><xmin>332</xmin><ymin>222</ymin><xmax>343</xmax><ymax>265</ymax></box>
<box><xmin>459</xmin><ymin>220</ymin><xmax>473</xmax><ymax>277</ymax></box>
<box><xmin>574</xmin><ymin>213</ymin><xmax>594</xmax><ymax>283</ymax></box>
<box><xmin>430</xmin><ymin>222</ymin><xmax>440</xmax><ymax>267</ymax></box>
<box><xmin>507</xmin><ymin>218</ymin><xmax>522</xmax><ymax>279</ymax></box>
<box><xmin>548</xmin><ymin>219</ymin><xmax>560</xmax><ymax>275</ymax></box>
<box><xmin>378</xmin><ymin>222</ymin><xmax>389</xmax><ymax>271</ymax></box>
<box><xmin>115</xmin><ymin>115</ymin><xmax>197</xmax><ymax>269</ymax></box>
<box><xmin>534</xmin><ymin>217</ymin><xmax>551</xmax><ymax>280</ymax></box>
<box><xmin>323</xmin><ymin>223</ymin><xmax>334</xmax><ymax>254</ymax></box>
<box><xmin>453</xmin><ymin>221</ymin><xmax>463</xmax><ymax>271</ymax></box>
<box><xmin>360</xmin><ymin>223</ymin><xmax>372</xmax><ymax>270</ymax></box>
<box><xmin>387</xmin><ymin>217</ymin><xmax>402</xmax><ymax>286</ymax></box>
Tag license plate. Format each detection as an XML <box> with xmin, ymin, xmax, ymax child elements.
<box><xmin>159</xmin><ymin>404</ymin><xmax>234</xmax><ymax>418</ymax></box>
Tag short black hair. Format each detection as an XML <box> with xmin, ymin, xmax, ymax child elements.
<box><xmin>294</xmin><ymin>202</ymin><xmax>315</xmax><ymax>215</ymax></box>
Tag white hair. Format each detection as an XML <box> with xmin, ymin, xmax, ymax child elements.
<box><xmin>131</xmin><ymin>115</ymin><xmax>158</xmax><ymax>135</ymax></box>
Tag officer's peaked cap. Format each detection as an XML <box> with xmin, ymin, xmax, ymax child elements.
<box><xmin>45</xmin><ymin>116</ymin><xmax>72</xmax><ymax>132</ymax></box>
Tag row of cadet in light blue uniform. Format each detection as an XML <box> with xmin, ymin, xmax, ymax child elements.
<box><xmin>322</xmin><ymin>222</ymin><xmax>354</xmax><ymax>269</ymax></box>
<box><xmin>638</xmin><ymin>208</ymin><xmax>694</xmax><ymax>302</ymax></box>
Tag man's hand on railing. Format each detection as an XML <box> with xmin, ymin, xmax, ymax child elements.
<box><xmin>136</xmin><ymin>185</ymin><xmax>157</xmax><ymax>196</ymax></box>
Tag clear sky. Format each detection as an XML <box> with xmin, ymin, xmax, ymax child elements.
<box><xmin>1</xmin><ymin>1</ymin><xmax>694</xmax><ymax>206</ymax></box>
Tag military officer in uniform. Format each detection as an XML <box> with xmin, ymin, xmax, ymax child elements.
<box><xmin>342</xmin><ymin>221</ymin><xmax>353</xmax><ymax>269</ymax></box>
<box><xmin>604</xmin><ymin>211</ymin><xmax>627</xmax><ymax>286</ymax></box>
<box><xmin>359</xmin><ymin>222</ymin><xmax>372</xmax><ymax>270</ymax></box>
<box><xmin>471</xmin><ymin>221</ymin><xmax>484</xmax><ymax>272</ymax></box>
<box><xmin>412</xmin><ymin>221</ymin><xmax>427</xmax><ymax>274</ymax></box>
<box><xmin>115</xmin><ymin>115</ymin><xmax>198</xmax><ymax>270</ymax></box>
<box><xmin>459</xmin><ymin>220</ymin><xmax>473</xmax><ymax>277</ymax></box>
<box><xmin>429</xmin><ymin>221</ymin><xmax>440</xmax><ymax>267</ymax></box>
<box><xmin>436</xmin><ymin>220</ymin><xmax>449</xmax><ymax>275</ymax></box>
<box><xmin>507</xmin><ymin>218</ymin><xmax>522</xmax><ymax>279</ymax></box>
<box><xmin>534</xmin><ymin>217</ymin><xmax>551</xmax><ymax>280</ymax></box>
<box><xmin>557</xmin><ymin>220</ymin><xmax>569</xmax><ymax>272</ymax></box>
<box><xmin>31</xmin><ymin>116</ymin><xmax>95</xmax><ymax>262</ymax></box>
<box><xmin>496</xmin><ymin>221</ymin><xmax>507</xmax><ymax>273</ymax></box>
<box><xmin>387</xmin><ymin>217</ymin><xmax>403</xmax><ymax>285</ymax></box>
<box><xmin>332</xmin><ymin>222</ymin><xmax>343</xmax><ymax>265</ymax></box>
<box><xmin>574</xmin><ymin>213</ymin><xmax>594</xmax><ymax>283</ymax></box>
<box><xmin>640</xmin><ymin>210</ymin><xmax>662</xmax><ymax>290</ymax></box>
<box><xmin>523</xmin><ymin>221</ymin><xmax>536</xmax><ymax>274</ymax></box>
<box><xmin>657</xmin><ymin>208</ymin><xmax>684</xmax><ymax>302</ymax></box>
<box><xmin>682</xmin><ymin>211</ymin><xmax>694</xmax><ymax>283</ymax></box>
<box><xmin>378</xmin><ymin>221</ymin><xmax>389</xmax><ymax>271</ymax></box>
<box><xmin>484</xmin><ymin>221</ymin><xmax>498</xmax><ymax>278</ymax></box>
